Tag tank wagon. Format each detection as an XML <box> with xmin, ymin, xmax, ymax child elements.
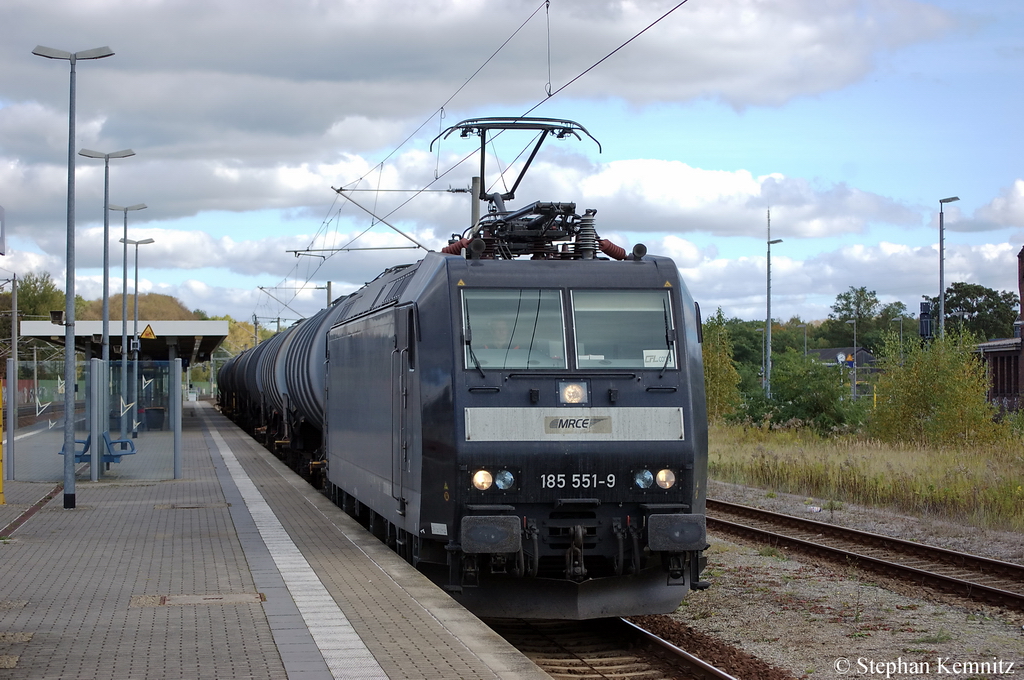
<box><xmin>219</xmin><ymin>118</ymin><xmax>709</xmax><ymax>619</ymax></box>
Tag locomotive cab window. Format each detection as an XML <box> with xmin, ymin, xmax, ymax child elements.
<box><xmin>462</xmin><ymin>289</ymin><xmax>566</xmax><ymax>369</ymax></box>
<box><xmin>572</xmin><ymin>290</ymin><xmax>677</xmax><ymax>369</ymax></box>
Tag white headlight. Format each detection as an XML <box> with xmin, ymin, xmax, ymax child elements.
<box><xmin>472</xmin><ymin>470</ymin><xmax>493</xmax><ymax>490</ymax></box>
<box><xmin>559</xmin><ymin>381</ymin><xmax>588</xmax><ymax>405</ymax></box>
<box><xmin>656</xmin><ymin>469</ymin><xmax>676</xmax><ymax>489</ymax></box>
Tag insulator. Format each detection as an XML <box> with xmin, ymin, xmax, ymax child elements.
<box><xmin>575</xmin><ymin>209</ymin><xmax>598</xmax><ymax>260</ymax></box>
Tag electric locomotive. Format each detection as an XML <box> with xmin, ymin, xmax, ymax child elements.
<box><xmin>219</xmin><ymin>118</ymin><xmax>709</xmax><ymax>619</ymax></box>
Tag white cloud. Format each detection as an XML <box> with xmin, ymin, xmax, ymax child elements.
<box><xmin>975</xmin><ymin>179</ymin><xmax>1024</xmax><ymax>228</ymax></box>
<box><xmin>6</xmin><ymin>0</ymin><xmax>1014</xmax><ymax>328</ymax></box>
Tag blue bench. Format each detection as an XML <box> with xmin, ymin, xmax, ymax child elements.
<box><xmin>59</xmin><ymin>432</ymin><xmax>137</xmax><ymax>465</ymax></box>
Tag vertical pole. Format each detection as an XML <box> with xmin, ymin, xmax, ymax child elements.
<box><xmin>4</xmin><ymin>358</ymin><xmax>13</xmax><ymax>483</ymax></box>
<box><xmin>471</xmin><ymin>176</ymin><xmax>481</xmax><ymax>228</ymax></box>
<box><xmin>132</xmin><ymin>244</ymin><xmax>140</xmax><ymax>438</ymax></box>
<box><xmin>63</xmin><ymin>56</ymin><xmax>78</xmax><ymax>509</ymax></box>
<box><xmin>172</xmin><ymin>358</ymin><xmax>182</xmax><ymax>479</ymax></box>
<box><xmin>326</xmin><ymin>281</ymin><xmax>332</xmax><ymax>308</ymax></box>
<box><xmin>765</xmin><ymin>210</ymin><xmax>772</xmax><ymax>398</ymax></box>
<box><xmin>120</xmin><ymin>211</ymin><xmax>129</xmax><ymax>440</ymax></box>
<box><xmin>89</xmin><ymin>358</ymin><xmax>103</xmax><ymax>482</ymax></box>
<box><xmin>0</xmin><ymin>369</ymin><xmax>4</xmax><ymax>502</ymax></box>
<box><xmin>7</xmin><ymin>275</ymin><xmax>16</xmax><ymax>479</ymax></box>
<box><xmin>939</xmin><ymin>205</ymin><xmax>945</xmax><ymax>336</ymax></box>
<box><xmin>101</xmin><ymin>159</ymin><xmax>110</xmax><ymax>363</ymax></box>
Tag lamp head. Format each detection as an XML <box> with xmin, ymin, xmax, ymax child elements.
<box><xmin>939</xmin><ymin>196</ymin><xmax>960</xmax><ymax>205</ymax></box>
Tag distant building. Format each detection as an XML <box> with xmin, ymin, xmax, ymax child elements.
<box><xmin>807</xmin><ymin>347</ymin><xmax>876</xmax><ymax>397</ymax></box>
<box><xmin>806</xmin><ymin>347</ymin><xmax>876</xmax><ymax>370</ymax></box>
<box><xmin>975</xmin><ymin>246</ymin><xmax>1024</xmax><ymax>411</ymax></box>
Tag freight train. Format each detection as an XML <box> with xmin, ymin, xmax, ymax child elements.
<box><xmin>219</xmin><ymin>118</ymin><xmax>709</xmax><ymax>619</ymax></box>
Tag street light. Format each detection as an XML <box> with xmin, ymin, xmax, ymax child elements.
<box><xmin>33</xmin><ymin>44</ymin><xmax>115</xmax><ymax>510</ymax></box>
<box><xmin>765</xmin><ymin>209</ymin><xmax>782</xmax><ymax>398</ymax></box>
<box><xmin>120</xmin><ymin>237</ymin><xmax>154</xmax><ymax>438</ymax></box>
<box><xmin>845</xmin><ymin>319</ymin><xmax>857</xmax><ymax>398</ymax></box>
<box><xmin>110</xmin><ymin>203</ymin><xmax>146</xmax><ymax>440</ymax></box>
<box><xmin>938</xmin><ymin>196</ymin><xmax>960</xmax><ymax>336</ymax></box>
<box><xmin>79</xmin><ymin>149</ymin><xmax>135</xmax><ymax>364</ymax></box>
<box><xmin>797</xmin><ymin>324</ymin><xmax>807</xmax><ymax>355</ymax></box>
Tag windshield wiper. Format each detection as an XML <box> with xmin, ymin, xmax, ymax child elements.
<box><xmin>659</xmin><ymin>299</ymin><xmax>676</xmax><ymax>379</ymax></box>
<box><xmin>464</xmin><ymin>311</ymin><xmax>486</xmax><ymax>378</ymax></box>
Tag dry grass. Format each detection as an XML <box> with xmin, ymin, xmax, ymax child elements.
<box><xmin>708</xmin><ymin>423</ymin><xmax>1024</xmax><ymax>532</ymax></box>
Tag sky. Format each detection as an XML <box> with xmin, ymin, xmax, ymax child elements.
<box><xmin>0</xmin><ymin>0</ymin><xmax>1021</xmax><ymax>330</ymax></box>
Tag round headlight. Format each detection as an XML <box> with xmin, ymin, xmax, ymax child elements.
<box><xmin>633</xmin><ymin>469</ymin><xmax>653</xmax><ymax>489</ymax></box>
<box><xmin>495</xmin><ymin>470</ymin><xmax>515</xmax><ymax>490</ymax></box>
<box><xmin>472</xmin><ymin>470</ymin><xmax>493</xmax><ymax>490</ymax></box>
<box><xmin>656</xmin><ymin>468</ymin><xmax>676</xmax><ymax>489</ymax></box>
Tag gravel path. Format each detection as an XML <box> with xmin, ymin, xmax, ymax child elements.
<box><xmin>669</xmin><ymin>482</ymin><xmax>1024</xmax><ymax>679</ymax></box>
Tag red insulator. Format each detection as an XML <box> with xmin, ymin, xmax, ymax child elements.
<box><xmin>599</xmin><ymin>239</ymin><xmax>627</xmax><ymax>260</ymax></box>
<box><xmin>441</xmin><ymin>238</ymin><xmax>471</xmax><ymax>255</ymax></box>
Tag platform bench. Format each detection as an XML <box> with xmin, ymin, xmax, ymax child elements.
<box><xmin>59</xmin><ymin>432</ymin><xmax>137</xmax><ymax>465</ymax></box>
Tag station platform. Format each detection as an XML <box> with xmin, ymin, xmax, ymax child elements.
<box><xmin>0</xmin><ymin>401</ymin><xmax>548</xmax><ymax>679</ymax></box>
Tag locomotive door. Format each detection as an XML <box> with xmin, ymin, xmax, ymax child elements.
<box><xmin>391</xmin><ymin>306</ymin><xmax>415</xmax><ymax>512</ymax></box>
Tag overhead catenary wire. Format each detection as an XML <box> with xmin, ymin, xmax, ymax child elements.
<box><xmin>255</xmin><ymin>1</ymin><xmax>551</xmax><ymax>321</ymax></box>
<box><xmin>258</xmin><ymin>0</ymin><xmax>692</xmax><ymax>323</ymax></box>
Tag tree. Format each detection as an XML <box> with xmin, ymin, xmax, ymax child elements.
<box><xmin>927</xmin><ymin>282</ymin><xmax>1020</xmax><ymax>340</ymax></box>
<box><xmin>830</xmin><ymin>286</ymin><xmax>881</xmax><ymax>321</ymax></box>
<box><xmin>16</xmin><ymin>271</ymin><xmax>65</xmax><ymax>320</ymax></box>
<box><xmin>702</xmin><ymin>308</ymin><xmax>741</xmax><ymax>421</ymax></box>
<box><xmin>871</xmin><ymin>330</ymin><xmax>1006</xmax><ymax>446</ymax></box>
<box><xmin>722</xmin><ymin>317</ymin><xmax>767</xmax><ymax>394</ymax></box>
<box><xmin>769</xmin><ymin>350</ymin><xmax>864</xmax><ymax>433</ymax></box>
<box><xmin>79</xmin><ymin>292</ymin><xmax>197</xmax><ymax>320</ymax></box>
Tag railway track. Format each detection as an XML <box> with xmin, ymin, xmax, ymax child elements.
<box><xmin>706</xmin><ymin>498</ymin><xmax>1024</xmax><ymax>610</ymax></box>
<box><xmin>486</xmin><ymin>617</ymin><xmax>739</xmax><ymax>680</ymax></box>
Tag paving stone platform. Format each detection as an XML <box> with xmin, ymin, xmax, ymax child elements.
<box><xmin>0</xmin><ymin>400</ymin><xmax>547</xmax><ymax>679</ymax></box>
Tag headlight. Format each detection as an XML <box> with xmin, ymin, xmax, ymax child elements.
<box><xmin>495</xmin><ymin>470</ymin><xmax>515</xmax><ymax>490</ymax></box>
<box><xmin>472</xmin><ymin>470</ymin><xmax>493</xmax><ymax>490</ymax></box>
<box><xmin>558</xmin><ymin>381</ymin><xmax>589</xmax><ymax>405</ymax></box>
<box><xmin>656</xmin><ymin>469</ymin><xmax>676</xmax><ymax>489</ymax></box>
<box><xmin>633</xmin><ymin>469</ymin><xmax>653</xmax><ymax>489</ymax></box>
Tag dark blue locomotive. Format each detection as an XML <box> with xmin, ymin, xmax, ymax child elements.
<box><xmin>219</xmin><ymin>118</ymin><xmax>709</xmax><ymax>619</ymax></box>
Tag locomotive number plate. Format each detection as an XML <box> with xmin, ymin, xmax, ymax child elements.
<box><xmin>540</xmin><ymin>473</ymin><xmax>616</xmax><ymax>489</ymax></box>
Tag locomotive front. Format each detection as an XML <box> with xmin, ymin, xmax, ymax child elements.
<box><xmin>437</xmin><ymin>253</ymin><xmax>709</xmax><ymax>619</ymax></box>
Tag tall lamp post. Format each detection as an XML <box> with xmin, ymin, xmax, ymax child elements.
<box><xmin>938</xmin><ymin>196</ymin><xmax>960</xmax><ymax>336</ymax></box>
<box><xmin>79</xmin><ymin>149</ymin><xmax>134</xmax><ymax>364</ymax></box>
<box><xmin>33</xmin><ymin>44</ymin><xmax>115</xmax><ymax>510</ymax></box>
<box><xmin>111</xmin><ymin>203</ymin><xmax>146</xmax><ymax>440</ymax></box>
<box><xmin>845</xmin><ymin>319</ymin><xmax>857</xmax><ymax>398</ymax></box>
<box><xmin>765</xmin><ymin>209</ymin><xmax>782</xmax><ymax>398</ymax></box>
<box><xmin>120</xmin><ymin>237</ymin><xmax>154</xmax><ymax>438</ymax></box>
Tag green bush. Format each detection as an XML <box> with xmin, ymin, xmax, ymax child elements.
<box><xmin>728</xmin><ymin>350</ymin><xmax>866</xmax><ymax>434</ymax></box>
<box><xmin>703</xmin><ymin>308</ymin><xmax>742</xmax><ymax>421</ymax></box>
<box><xmin>870</xmin><ymin>331</ymin><xmax>1007</xmax><ymax>446</ymax></box>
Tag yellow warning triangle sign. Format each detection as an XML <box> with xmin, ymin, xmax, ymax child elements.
<box><xmin>140</xmin><ymin>324</ymin><xmax>157</xmax><ymax>340</ymax></box>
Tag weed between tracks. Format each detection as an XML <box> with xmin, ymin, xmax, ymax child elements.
<box><xmin>709</xmin><ymin>423</ymin><xmax>1024</xmax><ymax>532</ymax></box>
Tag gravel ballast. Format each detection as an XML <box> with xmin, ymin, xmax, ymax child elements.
<box><xmin>666</xmin><ymin>482</ymin><xmax>1024</xmax><ymax>678</ymax></box>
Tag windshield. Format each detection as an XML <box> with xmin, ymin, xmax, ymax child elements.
<box><xmin>572</xmin><ymin>290</ymin><xmax>676</xmax><ymax>369</ymax></box>
<box><xmin>462</xmin><ymin>289</ymin><xmax>567</xmax><ymax>369</ymax></box>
